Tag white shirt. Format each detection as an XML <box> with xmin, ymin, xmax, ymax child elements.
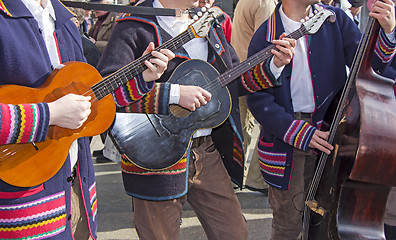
<box><xmin>279</xmin><ymin>5</ymin><xmax>315</xmax><ymax>112</ymax></box>
<box><xmin>153</xmin><ymin>0</ymin><xmax>211</xmax><ymax>138</ymax></box>
<box><xmin>22</xmin><ymin>0</ymin><xmax>78</xmax><ymax>169</ymax></box>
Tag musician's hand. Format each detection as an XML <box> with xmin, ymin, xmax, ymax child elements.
<box><xmin>142</xmin><ymin>42</ymin><xmax>175</xmax><ymax>82</ymax></box>
<box><xmin>369</xmin><ymin>0</ymin><xmax>395</xmax><ymax>34</ymax></box>
<box><xmin>178</xmin><ymin>85</ymin><xmax>212</xmax><ymax>111</ymax></box>
<box><xmin>271</xmin><ymin>33</ymin><xmax>296</xmax><ymax>68</ymax></box>
<box><xmin>48</xmin><ymin>94</ymin><xmax>92</xmax><ymax>129</ymax></box>
<box><xmin>309</xmin><ymin>130</ymin><xmax>334</xmax><ymax>155</ymax></box>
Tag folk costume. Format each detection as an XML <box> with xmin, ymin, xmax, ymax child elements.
<box><xmin>246</xmin><ymin>3</ymin><xmax>396</xmax><ymax>239</ymax></box>
<box><xmin>97</xmin><ymin>0</ymin><xmax>278</xmax><ymax>238</ymax></box>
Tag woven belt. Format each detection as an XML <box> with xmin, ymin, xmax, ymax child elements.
<box><xmin>294</xmin><ymin>112</ymin><xmax>312</xmax><ymax>119</ymax></box>
<box><xmin>191</xmin><ymin>136</ymin><xmax>208</xmax><ymax>148</ymax></box>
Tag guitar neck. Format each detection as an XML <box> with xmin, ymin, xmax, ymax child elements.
<box><xmin>93</xmin><ymin>28</ymin><xmax>195</xmax><ymax>100</ymax></box>
<box><xmin>217</xmin><ymin>25</ymin><xmax>309</xmax><ymax>87</ymax></box>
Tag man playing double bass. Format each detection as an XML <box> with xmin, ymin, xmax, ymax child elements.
<box><xmin>246</xmin><ymin>0</ymin><xmax>396</xmax><ymax>239</ymax></box>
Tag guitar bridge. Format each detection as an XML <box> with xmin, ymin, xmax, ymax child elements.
<box><xmin>305</xmin><ymin>200</ymin><xmax>326</xmax><ymax>216</ymax></box>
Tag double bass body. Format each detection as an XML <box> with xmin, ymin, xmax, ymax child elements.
<box><xmin>305</xmin><ymin>17</ymin><xmax>396</xmax><ymax>240</ymax></box>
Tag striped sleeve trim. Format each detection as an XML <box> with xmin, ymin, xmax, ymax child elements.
<box><xmin>283</xmin><ymin>120</ymin><xmax>316</xmax><ymax>151</ymax></box>
<box><xmin>241</xmin><ymin>59</ymin><xmax>279</xmax><ymax>92</ymax></box>
<box><xmin>113</xmin><ymin>74</ymin><xmax>154</xmax><ymax>108</ymax></box>
<box><xmin>0</xmin><ymin>103</ymin><xmax>49</xmax><ymax>145</ymax></box>
<box><xmin>125</xmin><ymin>83</ymin><xmax>170</xmax><ymax>115</ymax></box>
<box><xmin>374</xmin><ymin>29</ymin><xmax>396</xmax><ymax>63</ymax></box>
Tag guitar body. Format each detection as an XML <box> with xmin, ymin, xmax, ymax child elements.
<box><xmin>0</xmin><ymin>62</ymin><xmax>116</xmax><ymax>187</ymax></box>
<box><xmin>110</xmin><ymin>59</ymin><xmax>231</xmax><ymax>170</ymax></box>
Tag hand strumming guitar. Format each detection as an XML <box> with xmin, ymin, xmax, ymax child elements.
<box><xmin>48</xmin><ymin>93</ymin><xmax>91</xmax><ymax>129</ymax></box>
<box><xmin>179</xmin><ymin>85</ymin><xmax>212</xmax><ymax>111</ymax></box>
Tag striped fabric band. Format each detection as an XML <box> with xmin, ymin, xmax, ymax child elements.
<box><xmin>121</xmin><ymin>155</ymin><xmax>187</xmax><ymax>175</ymax></box>
<box><xmin>259</xmin><ymin>151</ymin><xmax>286</xmax><ymax>178</ymax></box>
<box><xmin>0</xmin><ymin>0</ymin><xmax>11</xmax><ymax>17</ymax></box>
<box><xmin>125</xmin><ymin>82</ymin><xmax>170</xmax><ymax>115</ymax></box>
<box><xmin>241</xmin><ymin>60</ymin><xmax>274</xmax><ymax>92</ymax></box>
<box><xmin>266</xmin><ymin>12</ymin><xmax>276</xmax><ymax>42</ymax></box>
<box><xmin>374</xmin><ymin>29</ymin><xmax>396</xmax><ymax>63</ymax></box>
<box><xmin>0</xmin><ymin>103</ymin><xmax>49</xmax><ymax>145</ymax></box>
<box><xmin>0</xmin><ymin>191</ymin><xmax>66</xmax><ymax>239</ymax></box>
<box><xmin>113</xmin><ymin>75</ymin><xmax>151</xmax><ymax>108</ymax></box>
<box><xmin>232</xmin><ymin>135</ymin><xmax>243</xmax><ymax>167</ymax></box>
<box><xmin>283</xmin><ymin>120</ymin><xmax>316</xmax><ymax>151</ymax></box>
<box><xmin>89</xmin><ymin>183</ymin><xmax>97</xmax><ymax>220</ymax></box>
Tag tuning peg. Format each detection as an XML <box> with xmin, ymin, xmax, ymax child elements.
<box><xmin>193</xmin><ymin>15</ymin><xmax>199</xmax><ymax>21</ymax></box>
<box><xmin>300</xmin><ymin>19</ymin><xmax>305</xmax><ymax>23</ymax></box>
<box><xmin>201</xmin><ymin>7</ymin><xmax>207</xmax><ymax>12</ymax></box>
<box><xmin>197</xmin><ymin>11</ymin><xmax>203</xmax><ymax>17</ymax></box>
<box><xmin>205</xmin><ymin>3</ymin><xmax>211</xmax><ymax>9</ymax></box>
<box><xmin>305</xmin><ymin>16</ymin><xmax>310</xmax><ymax>21</ymax></box>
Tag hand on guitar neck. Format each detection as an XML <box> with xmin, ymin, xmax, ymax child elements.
<box><xmin>142</xmin><ymin>42</ymin><xmax>175</xmax><ymax>82</ymax></box>
<box><xmin>46</xmin><ymin>42</ymin><xmax>175</xmax><ymax>130</ymax></box>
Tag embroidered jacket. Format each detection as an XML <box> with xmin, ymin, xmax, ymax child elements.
<box><xmin>246</xmin><ymin>4</ymin><xmax>396</xmax><ymax>190</ymax></box>
<box><xmin>97</xmin><ymin>0</ymin><xmax>277</xmax><ymax>200</ymax></box>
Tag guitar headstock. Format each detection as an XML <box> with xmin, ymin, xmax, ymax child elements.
<box><xmin>302</xmin><ymin>7</ymin><xmax>336</xmax><ymax>35</ymax></box>
<box><xmin>188</xmin><ymin>6</ymin><xmax>225</xmax><ymax>38</ymax></box>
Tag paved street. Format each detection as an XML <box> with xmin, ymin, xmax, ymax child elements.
<box><xmin>93</xmin><ymin>161</ymin><xmax>272</xmax><ymax>240</ymax></box>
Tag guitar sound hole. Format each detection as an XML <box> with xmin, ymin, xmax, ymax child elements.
<box><xmin>170</xmin><ymin>104</ymin><xmax>191</xmax><ymax>118</ymax></box>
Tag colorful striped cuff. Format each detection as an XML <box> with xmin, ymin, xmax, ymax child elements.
<box><xmin>374</xmin><ymin>29</ymin><xmax>396</xmax><ymax>63</ymax></box>
<box><xmin>283</xmin><ymin>120</ymin><xmax>316</xmax><ymax>151</ymax></box>
<box><xmin>241</xmin><ymin>59</ymin><xmax>280</xmax><ymax>93</ymax></box>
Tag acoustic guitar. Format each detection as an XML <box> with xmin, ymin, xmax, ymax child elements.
<box><xmin>109</xmin><ymin>7</ymin><xmax>336</xmax><ymax>170</ymax></box>
<box><xmin>0</xmin><ymin>7</ymin><xmax>224</xmax><ymax>187</ymax></box>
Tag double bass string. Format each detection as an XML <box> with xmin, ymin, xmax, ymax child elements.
<box><xmin>301</xmin><ymin>16</ymin><xmax>376</xmax><ymax>239</ymax></box>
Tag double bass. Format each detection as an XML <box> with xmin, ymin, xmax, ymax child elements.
<box><xmin>302</xmin><ymin>5</ymin><xmax>396</xmax><ymax>240</ymax></box>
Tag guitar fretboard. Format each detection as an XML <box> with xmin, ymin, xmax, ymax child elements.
<box><xmin>217</xmin><ymin>25</ymin><xmax>309</xmax><ymax>87</ymax></box>
<box><xmin>92</xmin><ymin>28</ymin><xmax>194</xmax><ymax>100</ymax></box>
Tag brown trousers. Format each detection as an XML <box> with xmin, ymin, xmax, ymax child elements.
<box><xmin>268</xmin><ymin>115</ymin><xmax>317</xmax><ymax>240</ymax></box>
<box><xmin>132</xmin><ymin>136</ymin><xmax>248</xmax><ymax>240</ymax></box>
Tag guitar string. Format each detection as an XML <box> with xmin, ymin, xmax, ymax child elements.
<box><xmin>0</xmin><ymin>23</ymin><xmax>306</xmax><ymax>163</ymax></box>
<box><xmin>0</xmin><ymin>25</ymin><xmax>198</xmax><ymax>161</ymax></box>
<box><xmin>104</xmin><ymin>28</ymin><xmax>306</xmax><ymax>139</ymax></box>
<box><xmin>301</xmin><ymin>17</ymin><xmax>375</xmax><ymax>239</ymax></box>
<box><xmin>85</xmin><ymin>24</ymin><xmax>303</xmax><ymax>141</ymax></box>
